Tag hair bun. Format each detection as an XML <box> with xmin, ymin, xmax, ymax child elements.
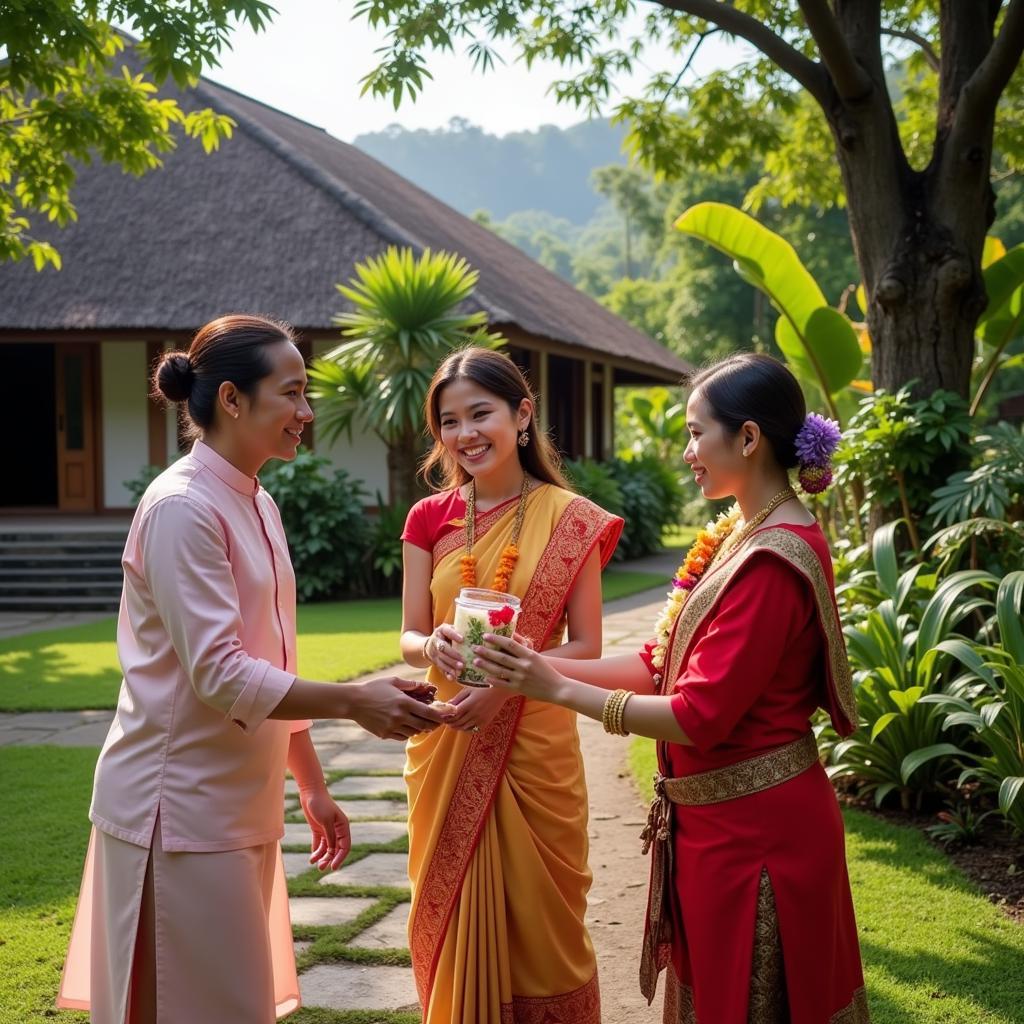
<box><xmin>156</xmin><ymin>352</ymin><xmax>195</xmax><ymax>403</ymax></box>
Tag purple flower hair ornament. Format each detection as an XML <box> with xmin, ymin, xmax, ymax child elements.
<box><xmin>794</xmin><ymin>413</ymin><xmax>842</xmax><ymax>494</ymax></box>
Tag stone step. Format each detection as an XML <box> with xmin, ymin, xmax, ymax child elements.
<box><xmin>1</xmin><ymin>566</ymin><xmax>124</xmax><ymax>579</ymax></box>
<box><xmin>1</xmin><ymin>579</ymin><xmax>123</xmax><ymax>593</ymax></box>
<box><xmin>0</xmin><ymin>593</ymin><xmax>121</xmax><ymax>611</ymax></box>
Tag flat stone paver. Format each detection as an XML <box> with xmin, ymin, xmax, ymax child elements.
<box><xmin>299</xmin><ymin>963</ymin><xmax>419</xmax><ymax>1011</ymax></box>
<box><xmin>325</xmin><ymin>749</ymin><xmax>409</xmax><ymax>772</ymax></box>
<box><xmin>283</xmin><ymin>821</ymin><xmax>407</xmax><ymax>848</ymax></box>
<box><xmin>288</xmin><ymin>896</ymin><xmax>376</xmax><ymax>927</ymax></box>
<box><xmin>329</xmin><ymin>775</ymin><xmax>406</xmax><ymax>797</ymax></box>
<box><xmin>283</xmin><ymin>852</ymin><xmax>317</xmax><ymax>879</ymax></box>
<box><xmin>341</xmin><ymin>799</ymin><xmax>408</xmax><ymax>819</ymax></box>
<box><xmin>348</xmin><ymin>904</ymin><xmax>410</xmax><ymax>949</ymax></box>
<box><xmin>309</xmin><ymin>722</ymin><xmax>372</xmax><ymax>744</ymax></box>
<box><xmin>0</xmin><ymin>709</ymin><xmax>114</xmax><ymax>747</ymax></box>
<box><xmin>319</xmin><ymin>853</ymin><xmax>409</xmax><ymax>889</ymax></box>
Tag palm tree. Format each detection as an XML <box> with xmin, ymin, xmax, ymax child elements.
<box><xmin>308</xmin><ymin>247</ymin><xmax>503</xmax><ymax>507</ymax></box>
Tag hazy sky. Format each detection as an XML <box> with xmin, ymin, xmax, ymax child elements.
<box><xmin>207</xmin><ymin>0</ymin><xmax>749</xmax><ymax>141</ymax></box>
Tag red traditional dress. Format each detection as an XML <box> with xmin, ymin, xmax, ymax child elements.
<box><xmin>640</xmin><ymin>522</ymin><xmax>868</xmax><ymax>1024</ymax></box>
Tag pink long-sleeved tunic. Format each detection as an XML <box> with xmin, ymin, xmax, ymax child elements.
<box><xmin>59</xmin><ymin>440</ymin><xmax>309</xmax><ymax>1020</ymax></box>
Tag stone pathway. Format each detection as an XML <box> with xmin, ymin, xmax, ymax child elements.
<box><xmin>3</xmin><ymin>563</ymin><xmax>675</xmax><ymax>1021</ymax></box>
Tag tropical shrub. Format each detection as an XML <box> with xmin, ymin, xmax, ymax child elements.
<box><xmin>829</xmin><ymin>522</ymin><xmax>1000</xmax><ymax>810</ymax></box>
<box><xmin>564</xmin><ymin>456</ymin><xmax>683</xmax><ymax>560</ymax></box>
<box><xmin>833</xmin><ymin>386</ymin><xmax>972</xmax><ymax>549</ymax></box>
<box><xmin>563</xmin><ymin>459</ymin><xmax>625</xmax><ymax>521</ymax></box>
<box><xmin>364</xmin><ymin>494</ymin><xmax>409</xmax><ymax>597</ymax></box>
<box><xmin>919</xmin><ymin>571</ymin><xmax>1024</xmax><ymax>835</ymax></box>
<box><xmin>124</xmin><ymin>464</ymin><xmax>165</xmax><ymax>506</ymax></box>
<box><xmin>260</xmin><ymin>451</ymin><xmax>370</xmax><ymax>601</ymax></box>
<box><xmin>928</xmin><ymin>422</ymin><xmax>1024</xmax><ymax>527</ymax></box>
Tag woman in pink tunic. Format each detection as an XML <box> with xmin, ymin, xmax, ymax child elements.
<box><xmin>58</xmin><ymin>314</ymin><xmax>444</xmax><ymax>1024</ymax></box>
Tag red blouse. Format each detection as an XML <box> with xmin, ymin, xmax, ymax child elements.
<box><xmin>648</xmin><ymin>523</ymin><xmax>833</xmax><ymax>774</ymax></box>
<box><xmin>401</xmin><ymin>488</ymin><xmax>522</xmax><ymax>552</ymax></box>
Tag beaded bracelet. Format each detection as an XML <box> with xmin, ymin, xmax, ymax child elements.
<box><xmin>601</xmin><ymin>688</ymin><xmax>633</xmax><ymax>736</ymax></box>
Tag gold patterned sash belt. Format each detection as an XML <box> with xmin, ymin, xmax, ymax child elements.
<box><xmin>662</xmin><ymin>731</ymin><xmax>820</xmax><ymax>807</ymax></box>
<box><xmin>638</xmin><ymin>732</ymin><xmax>821</xmax><ymax>1002</ymax></box>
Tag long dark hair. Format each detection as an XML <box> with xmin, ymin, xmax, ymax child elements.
<box><xmin>688</xmin><ymin>353</ymin><xmax>806</xmax><ymax>469</ymax></box>
<box><xmin>420</xmin><ymin>347</ymin><xmax>568</xmax><ymax>491</ymax></box>
<box><xmin>153</xmin><ymin>313</ymin><xmax>296</xmax><ymax>439</ymax></box>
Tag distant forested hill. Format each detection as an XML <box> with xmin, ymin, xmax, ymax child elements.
<box><xmin>352</xmin><ymin>116</ymin><xmax>626</xmax><ymax>223</ymax></box>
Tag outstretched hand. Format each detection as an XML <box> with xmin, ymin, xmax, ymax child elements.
<box><xmin>472</xmin><ymin>634</ymin><xmax>567</xmax><ymax>703</ymax></box>
<box><xmin>351</xmin><ymin>677</ymin><xmax>446</xmax><ymax>740</ymax></box>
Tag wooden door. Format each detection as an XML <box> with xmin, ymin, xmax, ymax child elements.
<box><xmin>55</xmin><ymin>344</ymin><xmax>97</xmax><ymax>511</ymax></box>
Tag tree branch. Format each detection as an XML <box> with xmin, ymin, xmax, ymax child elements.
<box><xmin>796</xmin><ymin>0</ymin><xmax>873</xmax><ymax>99</ymax></box>
<box><xmin>961</xmin><ymin>0</ymin><xmax>1024</xmax><ymax>121</ymax></box>
<box><xmin>881</xmin><ymin>26</ymin><xmax>940</xmax><ymax>72</ymax></box>
<box><xmin>654</xmin><ymin>28</ymin><xmax>719</xmax><ymax>115</ymax></box>
<box><xmin>655</xmin><ymin>0</ymin><xmax>829</xmax><ymax>104</ymax></box>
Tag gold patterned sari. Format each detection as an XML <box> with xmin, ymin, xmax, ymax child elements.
<box><xmin>406</xmin><ymin>484</ymin><xmax>622</xmax><ymax>1024</ymax></box>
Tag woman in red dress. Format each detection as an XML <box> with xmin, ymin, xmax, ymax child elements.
<box><xmin>473</xmin><ymin>353</ymin><xmax>869</xmax><ymax>1024</ymax></box>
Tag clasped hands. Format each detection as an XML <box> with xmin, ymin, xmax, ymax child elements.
<box><xmin>423</xmin><ymin>624</ymin><xmax>556</xmax><ymax>728</ymax></box>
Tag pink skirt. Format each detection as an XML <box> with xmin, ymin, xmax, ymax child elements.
<box><xmin>58</xmin><ymin>824</ymin><xmax>300</xmax><ymax>1023</ymax></box>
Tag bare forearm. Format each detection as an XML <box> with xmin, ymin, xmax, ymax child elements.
<box><xmin>270</xmin><ymin>678</ymin><xmax>356</xmax><ymax>721</ymax></box>
<box><xmin>400</xmin><ymin>629</ymin><xmax>431</xmax><ymax>669</ymax></box>
<box><xmin>287</xmin><ymin>728</ymin><xmax>327</xmax><ymax>791</ymax></box>
<box><xmin>544</xmin><ymin>653</ymin><xmax>657</xmax><ymax>695</ymax></box>
<box><xmin>550</xmin><ymin>680</ymin><xmax>689</xmax><ymax>743</ymax></box>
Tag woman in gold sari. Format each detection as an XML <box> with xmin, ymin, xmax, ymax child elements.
<box><xmin>399</xmin><ymin>348</ymin><xmax>623</xmax><ymax>1024</ymax></box>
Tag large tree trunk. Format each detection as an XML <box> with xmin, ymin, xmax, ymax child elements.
<box><xmin>821</xmin><ymin>3</ymin><xmax>998</xmax><ymax>401</ymax></box>
<box><xmin>387</xmin><ymin>428</ymin><xmax>426</xmax><ymax>509</ymax></box>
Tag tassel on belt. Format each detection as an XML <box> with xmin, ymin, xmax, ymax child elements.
<box><xmin>638</xmin><ymin>732</ymin><xmax>820</xmax><ymax>1003</ymax></box>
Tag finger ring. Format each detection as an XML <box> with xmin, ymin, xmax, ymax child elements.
<box><xmin>470</xmin><ymin>725</ymin><xmax>480</xmax><ymax>733</ymax></box>
<box><xmin>438</xmin><ymin>639</ymin><xmax>446</xmax><ymax>653</ymax></box>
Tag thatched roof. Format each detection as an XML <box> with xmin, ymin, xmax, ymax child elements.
<box><xmin>0</xmin><ymin>57</ymin><xmax>686</xmax><ymax>381</ymax></box>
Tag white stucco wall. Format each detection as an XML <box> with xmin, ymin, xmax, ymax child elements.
<box><xmin>310</xmin><ymin>339</ymin><xmax>390</xmax><ymax>498</ymax></box>
<box><xmin>101</xmin><ymin>341</ymin><xmax>149</xmax><ymax>508</ymax></box>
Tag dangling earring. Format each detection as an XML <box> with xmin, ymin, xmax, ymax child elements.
<box><xmin>518</xmin><ymin>429</ymin><xmax>530</xmax><ymax>448</ymax></box>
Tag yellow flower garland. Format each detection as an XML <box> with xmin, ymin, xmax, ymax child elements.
<box><xmin>651</xmin><ymin>506</ymin><xmax>742</xmax><ymax>671</ymax></box>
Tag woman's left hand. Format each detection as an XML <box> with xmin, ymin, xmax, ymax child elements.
<box><xmin>473</xmin><ymin>634</ymin><xmax>566</xmax><ymax>702</ymax></box>
<box><xmin>299</xmin><ymin>787</ymin><xmax>352</xmax><ymax>872</ymax></box>
<box><xmin>445</xmin><ymin>684</ymin><xmax>511</xmax><ymax>733</ymax></box>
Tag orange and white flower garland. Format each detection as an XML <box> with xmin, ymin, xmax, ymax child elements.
<box><xmin>460</xmin><ymin>476</ymin><xmax>531</xmax><ymax>593</ymax></box>
<box><xmin>651</xmin><ymin>506</ymin><xmax>742</xmax><ymax>671</ymax></box>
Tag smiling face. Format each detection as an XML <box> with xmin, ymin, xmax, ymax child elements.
<box><xmin>234</xmin><ymin>341</ymin><xmax>313</xmax><ymax>464</ymax></box>
<box><xmin>437</xmin><ymin>376</ymin><xmax>531</xmax><ymax>481</ymax></box>
<box><xmin>683</xmin><ymin>389</ymin><xmax>750</xmax><ymax>500</ymax></box>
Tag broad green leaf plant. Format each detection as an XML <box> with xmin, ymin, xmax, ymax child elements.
<box><xmin>674</xmin><ymin>202</ymin><xmax>863</xmax><ymax>421</ymax></box>
<box><xmin>830</xmin><ymin>521</ymin><xmax>1000</xmax><ymax>811</ymax></box>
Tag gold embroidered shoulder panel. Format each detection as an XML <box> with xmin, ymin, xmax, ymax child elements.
<box><xmin>662</xmin><ymin>527</ymin><xmax>856</xmax><ymax>733</ymax></box>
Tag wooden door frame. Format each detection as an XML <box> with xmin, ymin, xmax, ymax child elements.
<box><xmin>55</xmin><ymin>342</ymin><xmax>99</xmax><ymax>512</ymax></box>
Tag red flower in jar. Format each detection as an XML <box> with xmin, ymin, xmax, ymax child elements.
<box><xmin>488</xmin><ymin>605</ymin><xmax>516</xmax><ymax>627</ymax></box>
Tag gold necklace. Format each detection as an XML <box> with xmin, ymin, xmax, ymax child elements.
<box><xmin>460</xmin><ymin>475</ymin><xmax>531</xmax><ymax>592</ymax></box>
<box><xmin>713</xmin><ymin>486</ymin><xmax>797</xmax><ymax>565</ymax></box>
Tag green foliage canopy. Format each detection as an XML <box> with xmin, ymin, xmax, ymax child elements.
<box><xmin>0</xmin><ymin>1</ymin><xmax>275</xmax><ymax>268</ymax></box>
<box><xmin>353</xmin><ymin>1</ymin><xmax>1024</xmax><ymax>211</ymax></box>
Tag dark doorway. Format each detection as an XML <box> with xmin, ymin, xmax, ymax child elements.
<box><xmin>547</xmin><ymin>355</ymin><xmax>583</xmax><ymax>458</ymax></box>
<box><xmin>1</xmin><ymin>344</ymin><xmax>58</xmax><ymax>507</ymax></box>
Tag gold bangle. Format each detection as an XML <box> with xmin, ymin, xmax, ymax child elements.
<box><xmin>422</xmin><ymin>634</ymin><xmax>433</xmax><ymax>663</ymax></box>
<box><xmin>616</xmin><ymin>691</ymin><xmax>633</xmax><ymax>736</ymax></box>
<box><xmin>602</xmin><ymin>689</ymin><xmax>631</xmax><ymax>736</ymax></box>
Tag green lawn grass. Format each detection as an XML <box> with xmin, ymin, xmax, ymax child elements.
<box><xmin>629</xmin><ymin>737</ymin><xmax>1024</xmax><ymax>1023</ymax></box>
<box><xmin>661</xmin><ymin>525</ymin><xmax>701</xmax><ymax>549</ymax></box>
<box><xmin>0</xmin><ymin>571</ymin><xmax>665</xmax><ymax>713</ymax></box>
<box><xmin>0</xmin><ymin>746</ymin><xmax>94</xmax><ymax>1024</ymax></box>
